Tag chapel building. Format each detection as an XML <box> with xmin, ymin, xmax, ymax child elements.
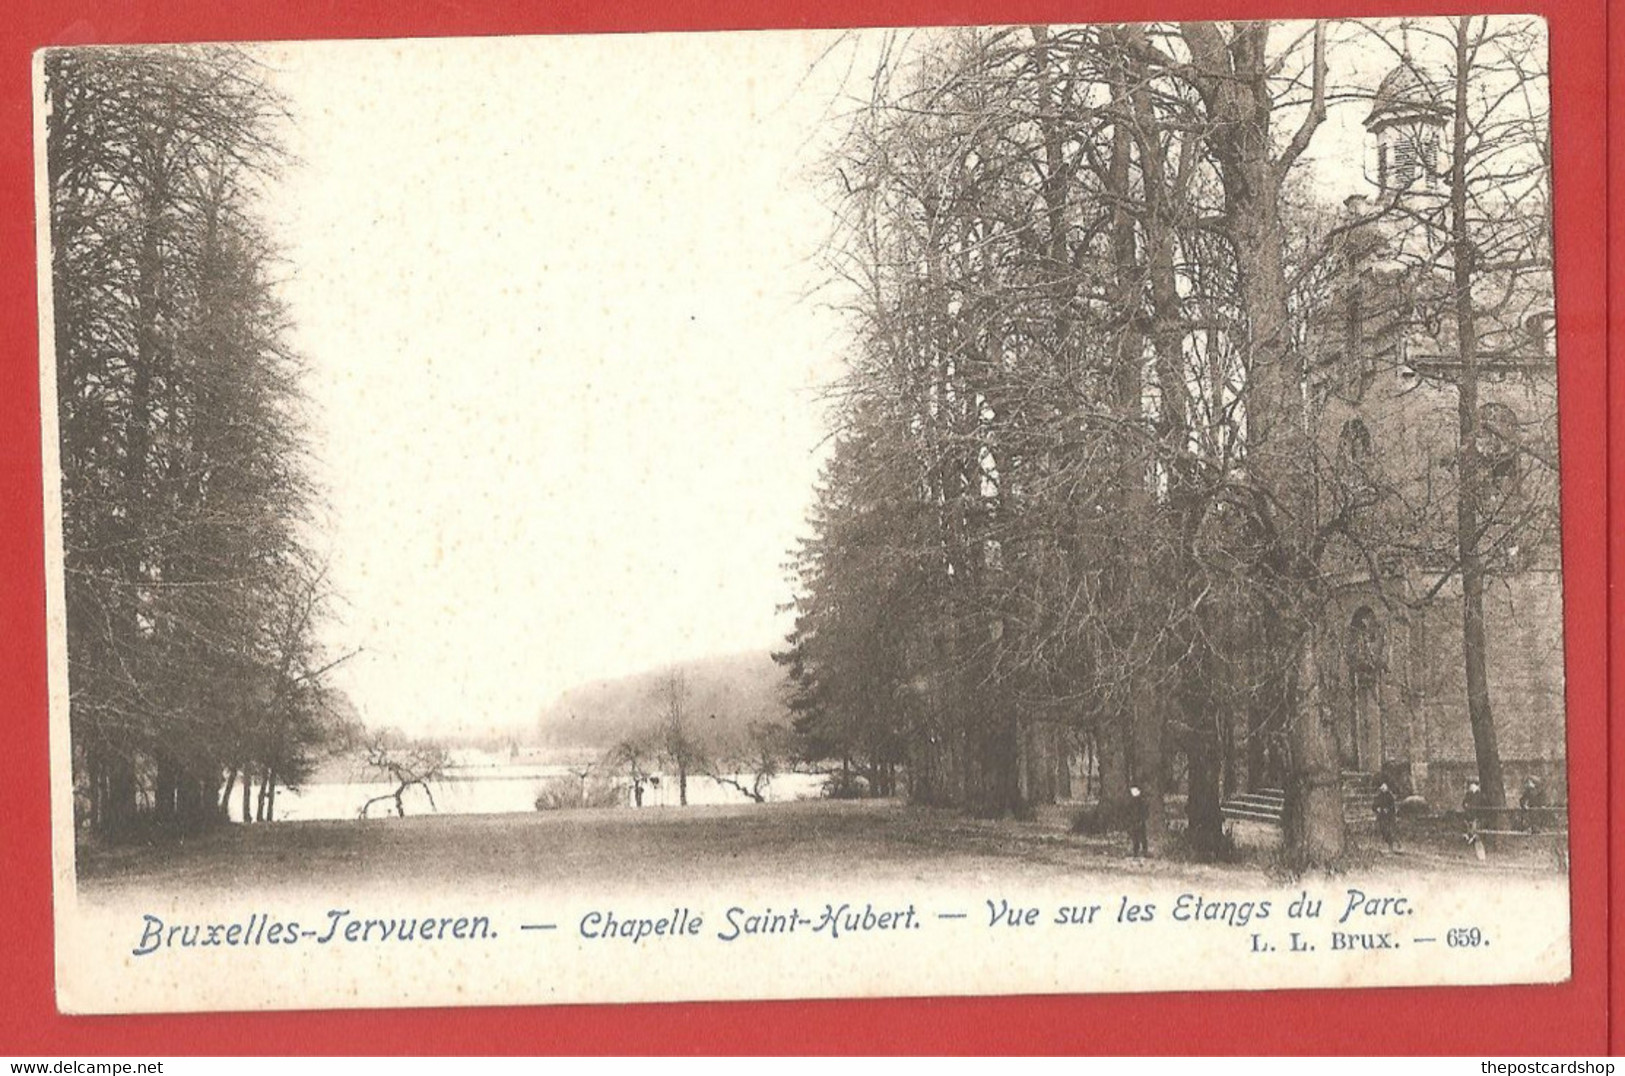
<box><xmin>1301</xmin><ymin>59</ymin><xmax>1564</xmax><ymax>807</ymax></box>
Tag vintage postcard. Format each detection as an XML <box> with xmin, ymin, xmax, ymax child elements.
<box><xmin>36</xmin><ymin>18</ymin><xmax>1571</xmax><ymax>1014</ymax></box>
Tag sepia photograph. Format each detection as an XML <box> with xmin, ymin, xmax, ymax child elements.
<box><xmin>36</xmin><ymin>16</ymin><xmax>1571</xmax><ymax>1014</ymax></box>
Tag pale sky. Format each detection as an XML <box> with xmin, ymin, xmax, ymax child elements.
<box><xmin>249</xmin><ymin>22</ymin><xmax>1500</xmax><ymax>740</ymax></box>
<box><xmin>259</xmin><ymin>32</ymin><xmax>864</xmax><ymax>738</ymax></box>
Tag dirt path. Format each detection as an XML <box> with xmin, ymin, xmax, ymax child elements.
<box><xmin>76</xmin><ymin>798</ymin><xmax>1558</xmax><ymax>903</ymax></box>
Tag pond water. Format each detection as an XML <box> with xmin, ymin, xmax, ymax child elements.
<box><xmin>233</xmin><ymin>757</ymin><xmax>829</xmax><ymax>822</ymax></box>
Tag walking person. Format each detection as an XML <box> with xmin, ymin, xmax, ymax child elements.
<box><xmin>1462</xmin><ymin>780</ymin><xmax>1487</xmax><ymax>861</ymax></box>
<box><xmin>1373</xmin><ymin>780</ymin><xmax>1400</xmax><ymax>853</ymax></box>
<box><xmin>1518</xmin><ymin>776</ymin><xmax>1545</xmax><ymax>832</ymax></box>
<box><xmin>1127</xmin><ymin>785</ymin><xmax>1149</xmax><ymax>858</ymax></box>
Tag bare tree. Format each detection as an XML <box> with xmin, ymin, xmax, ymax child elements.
<box><xmin>1352</xmin><ymin>16</ymin><xmax>1554</xmax><ymax>808</ymax></box>
<box><xmin>566</xmin><ymin>759</ymin><xmax>596</xmax><ymax>803</ymax></box>
<box><xmin>606</xmin><ymin>734</ymin><xmax>658</xmax><ymax>807</ymax></box>
<box><xmin>358</xmin><ymin>734</ymin><xmax>450</xmax><ymax>819</ymax></box>
<box><xmin>703</xmin><ymin>720</ymin><xmax>793</xmax><ymax>804</ymax></box>
<box><xmin>794</xmin><ymin>17</ymin><xmax>1549</xmax><ymax>868</ymax></box>
<box><xmin>45</xmin><ymin>46</ymin><xmax>338</xmax><ymax>837</ymax></box>
<box><xmin>657</xmin><ymin>669</ymin><xmax>698</xmax><ymax>806</ymax></box>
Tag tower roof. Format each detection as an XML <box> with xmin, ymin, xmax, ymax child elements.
<box><xmin>1365</xmin><ymin>62</ymin><xmax>1448</xmax><ymax>131</ymax></box>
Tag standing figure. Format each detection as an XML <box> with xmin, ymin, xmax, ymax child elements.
<box><xmin>1127</xmin><ymin>785</ymin><xmax>1149</xmax><ymax>858</ymax></box>
<box><xmin>1518</xmin><ymin>776</ymin><xmax>1546</xmax><ymax>832</ymax></box>
<box><xmin>1373</xmin><ymin>780</ymin><xmax>1400</xmax><ymax>853</ymax></box>
<box><xmin>1462</xmin><ymin>780</ymin><xmax>1487</xmax><ymax>861</ymax></box>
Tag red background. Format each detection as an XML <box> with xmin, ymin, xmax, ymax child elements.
<box><xmin>0</xmin><ymin>0</ymin><xmax>1611</xmax><ymax>1055</ymax></box>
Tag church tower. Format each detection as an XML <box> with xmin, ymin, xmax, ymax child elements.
<box><xmin>1364</xmin><ymin>59</ymin><xmax>1449</xmax><ymax>195</ymax></box>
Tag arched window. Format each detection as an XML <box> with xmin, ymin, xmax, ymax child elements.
<box><xmin>1347</xmin><ymin>607</ymin><xmax>1385</xmax><ymax>676</ymax></box>
<box><xmin>1343</xmin><ymin>606</ymin><xmax>1386</xmax><ymax>770</ymax></box>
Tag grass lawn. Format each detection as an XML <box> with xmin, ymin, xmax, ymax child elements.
<box><xmin>75</xmin><ymin>798</ymin><xmax>1558</xmax><ymax>903</ymax></box>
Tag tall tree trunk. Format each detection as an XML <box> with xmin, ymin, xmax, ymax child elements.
<box><xmin>1054</xmin><ymin>726</ymin><xmax>1072</xmax><ymax>800</ymax></box>
<box><xmin>1279</xmin><ymin>631</ymin><xmax>1346</xmax><ymax>865</ymax></box>
<box><xmin>220</xmin><ymin>767</ymin><xmax>238</xmax><ymax>820</ymax></box>
<box><xmin>108</xmin><ymin>755</ymin><xmax>138</xmax><ymax>832</ymax></box>
<box><xmin>1183</xmin><ymin>652</ymin><xmax>1227</xmax><ymax>858</ymax></box>
<box><xmin>1096</xmin><ymin>718</ymin><xmax>1129</xmax><ymax>810</ymax></box>
<box><xmin>103</xmin><ymin>187</ymin><xmax>162</xmax><ymax>838</ymax></box>
<box><xmin>1179</xmin><ymin>20</ymin><xmax>1345</xmax><ymax>868</ymax></box>
<box><xmin>990</xmin><ymin>696</ymin><xmax>1025</xmax><ymax>817</ymax></box>
<box><xmin>1449</xmin><ymin>16</ymin><xmax>1506</xmax><ymax>808</ymax></box>
<box><xmin>1101</xmin><ymin>36</ymin><xmax>1166</xmax><ymax>849</ymax></box>
<box><xmin>1132</xmin><ymin>698</ymin><xmax>1167</xmax><ymax>855</ymax></box>
<box><xmin>1221</xmin><ymin>707</ymin><xmax>1238</xmax><ymax>799</ymax></box>
<box><xmin>153</xmin><ymin>754</ymin><xmax>177</xmax><ymax>824</ymax></box>
<box><xmin>177</xmin><ymin>769</ymin><xmax>207</xmax><ymax>829</ymax></box>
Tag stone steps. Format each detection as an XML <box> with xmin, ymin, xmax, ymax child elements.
<box><xmin>1219</xmin><ymin>773</ymin><xmax>1383</xmax><ymax>828</ymax></box>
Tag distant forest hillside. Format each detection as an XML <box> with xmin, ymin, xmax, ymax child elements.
<box><xmin>536</xmin><ymin>651</ymin><xmax>792</xmax><ymax>751</ymax></box>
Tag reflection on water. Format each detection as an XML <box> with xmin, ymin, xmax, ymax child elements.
<box><xmin>234</xmin><ymin>760</ymin><xmax>828</xmax><ymax>822</ymax></box>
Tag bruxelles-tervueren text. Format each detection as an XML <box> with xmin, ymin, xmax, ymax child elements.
<box><xmin>131</xmin><ymin>910</ymin><xmax>493</xmax><ymax>955</ymax></box>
